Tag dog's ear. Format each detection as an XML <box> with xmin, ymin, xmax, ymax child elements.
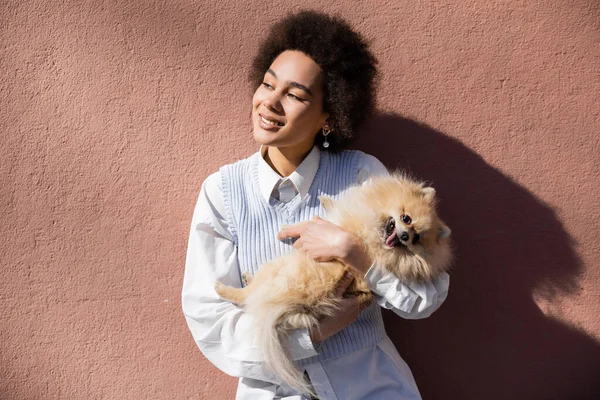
<box><xmin>422</xmin><ymin>187</ymin><xmax>436</xmax><ymax>203</ymax></box>
<box><xmin>319</xmin><ymin>196</ymin><xmax>336</xmax><ymax>212</ymax></box>
<box><xmin>439</xmin><ymin>224</ymin><xmax>451</xmax><ymax>240</ymax></box>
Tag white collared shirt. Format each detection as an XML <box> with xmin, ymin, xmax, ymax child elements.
<box><xmin>182</xmin><ymin>147</ymin><xmax>450</xmax><ymax>400</ymax></box>
<box><xmin>258</xmin><ymin>146</ymin><xmax>321</xmax><ymax>202</ymax></box>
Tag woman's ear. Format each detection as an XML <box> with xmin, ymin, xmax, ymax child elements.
<box><xmin>321</xmin><ymin>115</ymin><xmax>333</xmax><ymax>129</ymax></box>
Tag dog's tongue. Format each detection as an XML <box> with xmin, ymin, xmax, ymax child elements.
<box><xmin>386</xmin><ymin>229</ymin><xmax>399</xmax><ymax>247</ymax></box>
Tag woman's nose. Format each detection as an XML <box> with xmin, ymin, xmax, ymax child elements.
<box><xmin>263</xmin><ymin>91</ymin><xmax>283</xmax><ymax>112</ymax></box>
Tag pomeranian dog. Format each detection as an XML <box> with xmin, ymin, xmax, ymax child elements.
<box><xmin>215</xmin><ymin>174</ymin><xmax>452</xmax><ymax>395</ymax></box>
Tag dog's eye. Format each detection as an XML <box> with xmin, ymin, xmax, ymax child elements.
<box><xmin>401</xmin><ymin>214</ymin><xmax>412</xmax><ymax>225</ymax></box>
<box><xmin>412</xmin><ymin>233</ymin><xmax>420</xmax><ymax>244</ymax></box>
<box><xmin>385</xmin><ymin>217</ymin><xmax>395</xmax><ymax>233</ymax></box>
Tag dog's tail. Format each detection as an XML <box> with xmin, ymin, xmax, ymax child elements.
<box><xmin>252</xmin><ymin>301</ymin><xmax>327</xmax><ymax>397</ymax></box>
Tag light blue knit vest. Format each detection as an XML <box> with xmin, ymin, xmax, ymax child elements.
<box><xmin>220</xmin><ymin>150</ymin><xmax>386</xmax><ymax>368</ymax></box>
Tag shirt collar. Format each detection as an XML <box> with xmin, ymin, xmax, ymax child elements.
<box><xmin>257</xmin><ymin>146</ymin><xmax>321</xmax><ymax>202</ymax></box>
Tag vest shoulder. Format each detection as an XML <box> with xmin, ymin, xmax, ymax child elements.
<box><xmin>326</xmin><ymin>149</ymin><xmax>365</xmax><ymax>161</ymax></box>
<box><xmin>330</xmin><ymin>149</ymin><xmax>365</xmax><ymax>156</ymax></box>
<box><xmin>324</xmin><ymin>150</ymin><xmax>367</xmax><ymax>171</ymax></box>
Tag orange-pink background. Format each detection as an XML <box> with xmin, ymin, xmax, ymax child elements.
<box><xmin>2</xmin><ymin>1</ymin><xmax>599</xmax><ymax>399</ymax></box>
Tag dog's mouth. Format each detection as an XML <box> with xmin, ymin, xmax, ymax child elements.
<box><xmin>384</xmin><ymin>218</ymin><xmax>403</xmax><ymax>248</ymax></box>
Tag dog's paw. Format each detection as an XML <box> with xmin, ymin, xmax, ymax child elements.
<box><xmin>241</xmin><ymin>272</ymin><xmax>254</xmax><ymax>286</ymax></box>
<box><xmin>214</xmin><ymin>281</ymin><xmax>226</xmax><ymax>297</ymax></box>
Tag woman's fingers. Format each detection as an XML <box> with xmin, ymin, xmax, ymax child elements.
<box><xmin>277</xmin><ymin>221</ymin><xmax>308</xmax><ymax>240</ymax></box>
<box><xmin>311</xmin><ymin>292</ymin><xmax>363</xmax><ymax>343</ymax></box>
<box><xmin>334</xmin><ymin>272</ymin><xmax>354</xmax><ymax>297</ymax></box>
<box><xmin>278</xmin><ymin>218</ymin><xmax>328</xmax><ymax>240</ymax></box>
<box><xmin>293</xmin><ymin>238</ymin><xmax>303</xmax><ymax>250</ymax></box>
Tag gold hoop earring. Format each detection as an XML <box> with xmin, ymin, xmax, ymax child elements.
<box><xmin>322</xmin><ymin>125</ymin><xmax>332</xmax><ymax>148</ymax></box>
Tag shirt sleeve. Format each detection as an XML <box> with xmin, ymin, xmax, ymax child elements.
<box><xmin>356</xmin><ymin>152</ymin><xmax>390</xmax><ymax>183</ymax></box>
<box><xmin>356</xmin><ymin>152</ymin><xmax>451</xmax><ymax>319</ymax></box>
<box><xmin>181</xmin><ymin>172</ymin><xmax>318</xmax><ymax>383</ymax></box>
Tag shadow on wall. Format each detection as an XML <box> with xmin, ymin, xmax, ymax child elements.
<box><xmin>353</xmin><ymin>114</ymin><xmax>600</xmax><ymax>400</ymax></box>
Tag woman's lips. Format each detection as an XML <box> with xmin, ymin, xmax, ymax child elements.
<box><xmin>258</xmin><ymin>114</ymin><xmax>284</xmax><ymax>130</ymax></box>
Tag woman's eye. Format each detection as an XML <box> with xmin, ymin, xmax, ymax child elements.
<box><xmin>287</xmin><ymin>93</ymin><xmax>304</xmax><ymax>101</ymax></box>
<box><xmin>401</xmin><ymin>214</ymin><xmax>412</xmax><ymax>225</ymax></box>
<box><xmin>261</xmin><ymin>82</ymin><xmax>274</xmax><ymax>90</ymax></box>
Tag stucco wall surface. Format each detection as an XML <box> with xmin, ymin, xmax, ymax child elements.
<box><xmin>1</xmin><ymin>0</ymin><xmax>599</xmax><ymax>399</ymax></box>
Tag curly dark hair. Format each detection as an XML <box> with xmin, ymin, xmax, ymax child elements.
<box><xmin>250</xmin><ymin>10</ymin><xmax>378</xmax><ymax>151</ymax></box>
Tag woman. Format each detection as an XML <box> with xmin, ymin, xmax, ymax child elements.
<box><xmin>182</xmin><ymin>10</ymin><xmax>449</xmax><ymax>400</ymax></box>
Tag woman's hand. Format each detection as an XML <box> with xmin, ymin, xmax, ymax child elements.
<box><xmin>277</xmin><ymin>216</ymin><xmax>373</xmax><ymax>276</ymax></box>
<box><xmin>309</xmin><ymin>272</ymin><xmax>371</xmax><ymax>343</ymax></box>
<box><xmin>278</xmin><ymin>217</ymin><xmax>374</xmax><ymax>342</ymax></box>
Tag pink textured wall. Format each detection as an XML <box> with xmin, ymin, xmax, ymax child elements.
<box><xmin>1</xmin><ymin>1</ymin><xmax>599</xmax><ymax>399</ymax></box>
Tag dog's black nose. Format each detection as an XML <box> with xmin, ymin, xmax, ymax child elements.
<box><xmin>400</xmin><ymin>231</ymin><xmax>409</xmax><ymax>241</ymax></box>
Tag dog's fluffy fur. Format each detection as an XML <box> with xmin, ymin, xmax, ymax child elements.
<box><xmin>215</xmin><ymin>174</ymin><xmax>453</xmax><ymax>395</ymax></box>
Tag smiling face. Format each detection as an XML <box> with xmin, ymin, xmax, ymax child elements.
<box><xmin>252</xmin><ymin>50</ymin><xmax>329</xmax><ymax>155</ymax></box>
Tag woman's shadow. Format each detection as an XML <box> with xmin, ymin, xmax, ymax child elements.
<box><xmin>354</xmin><ymin>114</ymin><xmax>600</xmax><ymax>400</ymax></box>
